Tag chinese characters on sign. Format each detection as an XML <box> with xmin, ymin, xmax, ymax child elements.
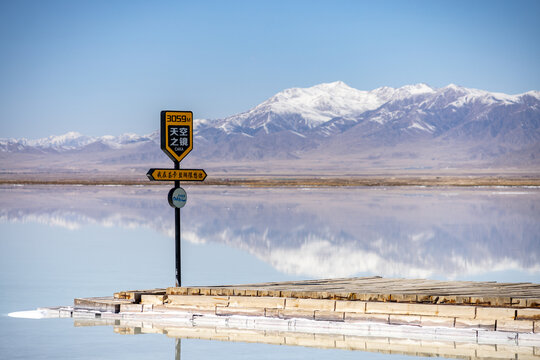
<box><xmin>169</xmin><ymin>126</ymin><xmax>190</xmax><ymax>151</ymax></box>
<box><xmin>161</xmin><ymin>111</ymin><xmax>193</xmax><ymax>162</ymax></box>
<box><xmin>146</xmin><ymin>169</ymin><xmax>207</xmax><ymax>181</ymax></box>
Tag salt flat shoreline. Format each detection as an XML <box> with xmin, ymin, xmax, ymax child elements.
<box><xmin>1</xmin><ymin>175</ymin><xmax>540</xmax><ymax>187</ymax></box>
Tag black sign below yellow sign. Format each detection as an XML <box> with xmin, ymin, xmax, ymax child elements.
<box><xmin>147</xmin><ymin>168</ymin><xmax>207</xmax><ymax>181</ymax></box>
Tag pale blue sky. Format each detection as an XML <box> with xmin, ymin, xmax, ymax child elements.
<box><xmin>1</xmin><ymin>0</ymin><xmax>539</xmax><ymax>139</ymax></box>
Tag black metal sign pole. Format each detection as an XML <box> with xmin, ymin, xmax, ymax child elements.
<box><xmin>159</xmin><ymin>110</ymin><xmax>195</xmax><ymax>288</ymax></box>
<box><xmin>174</xmin><ymin>160</ymin><xmax>181</xmax><ymax>287</ymax></box>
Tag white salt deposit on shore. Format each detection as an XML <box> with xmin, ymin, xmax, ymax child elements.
<box><xmin>8</xmin><ymin>310</ymin><xmax>47</xmax><ymax>319</ymax></box>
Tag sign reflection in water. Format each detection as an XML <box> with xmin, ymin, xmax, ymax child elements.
<box><xmin>1</xmin><ymin>185</ymin><xmax>539</xmax><ymax>282</ymax></box>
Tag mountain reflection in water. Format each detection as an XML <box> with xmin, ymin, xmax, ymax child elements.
<box><xmin>1</xmin><ymin>185</ymin><xmax>539</xmax><ymax>280</ymax></box>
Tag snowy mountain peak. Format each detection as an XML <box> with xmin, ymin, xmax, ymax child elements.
<box><xmin>444</xmin><ymin>83</ymin><xmax>462</xmax><ymax>90</ymax></box>
<box><xmin>28</xmin><ymin>132</ymin><xmax>93</xmax><ymax>149</ymax></box>
<box><xmin>400</xmin><ymin>83</ymin><xmax>434</xmax><ymax>95</ymax></box>
<box><xmin>311</xmin><ymin>80</ymin><xmax>352</xmax><ymax>90</ymax></box>
<box><xmin>522</xmin><ymin>90</ymin><xmax>540</xmax><ymax>99</ymax></box>
<box><xmin>436</xmin><ymin>84</ymin><xmax>538</xmax><ymax>107</ymax></box>
<box><xmin>266</xmin><ymin>81</ymin><xmax>356</xmax><ymax>103</ymax></box>
<box><xmin>217</xmin><ymin>81</ymin><xmax>406</xmax><ymax>133</ymax></box>
<box><xmin>379</xmin><ymin>83</ymin><xmax>435</xmax><ymax>101</ymax></box>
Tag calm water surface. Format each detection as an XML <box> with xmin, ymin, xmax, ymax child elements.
<box><xmin>1</xmin><ymin>185</ymin><xmax>539</xmax><ymax>359</ymax></box>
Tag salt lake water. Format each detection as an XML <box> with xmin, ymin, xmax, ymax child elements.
<box><xmin>1</xmin><ymin>185</ymin><xmax>539</xmax><ymax>359</ymax></box>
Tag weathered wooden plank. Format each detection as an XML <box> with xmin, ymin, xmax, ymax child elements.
<box><xmin>476</xmin><ymin>307</ymin><xmax>516</xmax><ymax>320</ymax></box>
<box><xmin>314</xmin><ymin>310</ymin><xmax>344</xmax><ymax>322</ymax></box>
<box><xmin>114</xmin><ymin>289</ymin><xmax>166</xmax><ymax>302</ymax></box>
<box><xmin>285</xmin><ymin>298</ymin><xmax>335</xmax><ymax>311</ymax></box>
<box><xmin>335</xmin><ymin>300</ymin><xmax>366</xmax><ymax>313</ymax></box>
<box><xmin>140</xmin><ymin>294</ymin><xmax>165</xmax><ymax>305</ymax></box>
<box><xmin>74</xmin><ymin>297</ymin><xmax>130</xmax><ymax>313</ymax></box>
<box><xmin>496</xmin><ymin>319</ymin><xmax>534</xmax><ymax>333</ymax></box>
<box><xmin>345</xmin><ymin>313</ymin><xmax>389</xmax><ymax>323</ymax></box>
<box><xmin>228</xmin><ymin>296</ymin><xmax>285</xmax><ymax>309</ymax></box>
<box><xmin>166</xmin><ymin>295</ymin><xmax>229</xmax><ymax>308</ymax></box>
<box><xmin>276</xmin><ymin>309</ymin><xmax>315</xmax><ymax>320</ymax></box>
<box><xmin>516</xmin><ymin>308</ymin><xmax>540</xmax><ymax>320</ymax></box>
<box><xmin>216</xmin><ymin>306</ymin><xmax>265</xmax><ymax>317</ymax></box>
<box><xmin>120</xmin><ymin>304</ymin><xmax>142</xmax><ymax>312</ymax></box>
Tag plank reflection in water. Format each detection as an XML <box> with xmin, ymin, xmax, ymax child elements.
<box><xmin>73</xmin><ymin>318</ymin><xmax>538</xmax><ymax>360</ymax></box>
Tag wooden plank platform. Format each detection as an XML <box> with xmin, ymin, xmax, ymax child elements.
<box><xmin>69</xmin><ymin>277</ymin><xmax>540</xmax><ymax>338</ymax></box>
<box><xmin>162</xmin><ymin>277</ymin><xmax>540</xmax><ymax>307</ymax></box>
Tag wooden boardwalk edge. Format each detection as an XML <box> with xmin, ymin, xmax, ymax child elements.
<box><xmin>114</xmin><ymin>276</ymin><xmax>540</xmax><ymax>308</ymax></box>
<box><xmin>82</xmin><ymin>277</ymin><xmax>540</xmax><ymax>336</ymax></box>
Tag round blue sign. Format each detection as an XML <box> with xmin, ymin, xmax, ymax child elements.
<box><xmin>168</xmin><ymin>187</ymin><xmax>187</xmax><ymax>208</ymax></box>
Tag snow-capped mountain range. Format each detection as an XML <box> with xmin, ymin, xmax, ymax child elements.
<box><xmin>0</xmin><ymin>131</ymin><xmax>158</xmax><ymax>152</ymax></box>
<box><xmin>196</xmin><ymin>81</ymin><xmax>538</xmax><ymax>135</ymax></box>
<box><xmin>1</xmin><ymin>81</ymin><xmax>539</xmax><ymax>176</ymax></box>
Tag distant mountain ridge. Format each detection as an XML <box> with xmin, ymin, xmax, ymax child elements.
<box><xmin>1</xmin><ymin>81</ymin><xmax>539</xmax><ymax>175</ymax></box>
<box><xmin>197</xmin><ymin>81</ymin><xmax>538</xmax><ymax>135</ymax></box>
<box><xmin>0</xmin><ymin>131</ymin><xmax>158</xmax><ymax>152</ymax></box>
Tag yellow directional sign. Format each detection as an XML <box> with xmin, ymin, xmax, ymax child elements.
<box><xmin>147</xmin><ymin>168</ymin><xmax>207</xmax><ymax>181</ymax></box>
<box><xmin>161</xmin><ymin>110</ymin><xmax>193</xmax><ymax>163</ymax></box>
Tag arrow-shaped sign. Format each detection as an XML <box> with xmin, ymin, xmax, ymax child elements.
<box><xmin>147</xmin><ymin>169</ymin><xmax>207</xmax><ymax>181</ymax></box>
<box><xmin>161</xmin><ymin>111</ymin><xmax>193</xmax><ymax>163</ymax></box>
